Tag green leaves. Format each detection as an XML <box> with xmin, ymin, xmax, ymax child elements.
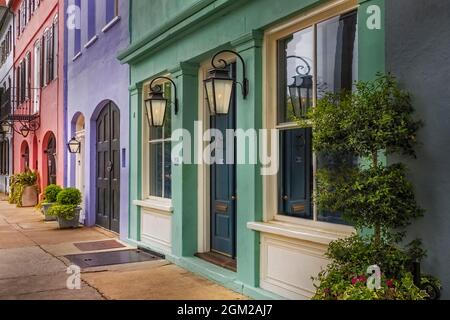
<box><xmin>43</xmin><ymin>184</ymin><xmax>63</xmax><ymax>203</ymax></box>
<box><xmin>316</xmin><ymin>163</ymin><xmax>424</xmax><ymax>234</ymax></box>
<box><xmin>56</xmin><ymin>188</ymin><xmax>82</xmax><ymax>206</ymax></box>
<box><xmin>302</xmin><ymin>73</ymin><xmax>422</xmax><ymax>158</ymax></box>
<box><xmin>48</xmin><ymin>204</ymin><xmax>79</xmax><ymax>220</ymax></box>
<box><xmin>8</xmin><ymin>171</ymin><xmax>39</xmax><ymax>207</ymax></box>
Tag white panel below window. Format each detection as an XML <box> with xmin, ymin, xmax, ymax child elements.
<box><xmin>260</xmin><ymin>234</ymin><xmax>329</xmax><ymax>300</ymax></box>
<box><xmin>141</xmin><ymin>209</ymin><xmax>172</xmax><ymax>254</ymax></box>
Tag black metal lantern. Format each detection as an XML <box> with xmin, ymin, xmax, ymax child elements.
<box><xmin>67</xmin><ymin>137</ymin><xmax>81</xmax><ymax>154</ymax></box>
<box><xmin>204</xmin><ymin>50</ymin><xmax>249</xmax><ymax>115</ymax></box>
<box><xmin>20</xmin><ymin>126</ymin><xmax>30</xmax><ymax>138</ymax></box>
<box><xmin>287</xmin><ymin>56</ymin><xmax>313</xmax><ymax>118</ymax></box>
<box><xmin>144</xmin><ymin>77</ymin><xmax>178</xmax><ymax>128</ymax></box>
<box><xmin>1</xmin><ymin>122</ymin><xmax>10</xmax><ymax>135</ymax></box>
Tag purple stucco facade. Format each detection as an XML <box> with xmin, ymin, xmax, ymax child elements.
<box><xmin>66</xmin><ymin>0</ymin><xmax>129</xmax><ymax>238</ymax></box>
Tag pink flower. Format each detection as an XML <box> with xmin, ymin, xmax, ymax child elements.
<box><xmin>386</xmin><ymin>279</ymin><xmax>394</xmax><ymax>288</ymax></box>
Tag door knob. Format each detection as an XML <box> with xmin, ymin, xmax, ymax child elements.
<box><xmin>231</xmin><ymin>195</ymin><xmax>237</xmax><ymax>201</ymax></box>
<box><xmin>283</xmin><ymin>195</ymin><xmax>289</xmax><ymax>201</ymax></box>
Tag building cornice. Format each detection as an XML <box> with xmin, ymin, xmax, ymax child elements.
<box><xmin>117</xmin><ymin>0</ymin><xmax>247</xmax><ymax>65</ymax></box>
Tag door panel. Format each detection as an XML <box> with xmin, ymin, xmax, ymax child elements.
<box><xmin>280</xmin><ymin>128</ymin><xmax>313</xmax><ymax>218</ymax></box>
<box><xmin>210</xmin><ymin>64</ymin><xmax>236</xmax><ymax>258</ymax></box>
<box><xmin>96</xmin><ymin>102</ymin><xmax>120</xmax><ymax>233</ymax></box>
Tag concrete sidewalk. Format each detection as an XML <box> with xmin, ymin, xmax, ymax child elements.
<box><xmin>0</xmin><ymin>201</ymin><xmax>247</xmax><ymax>300</ymax></box>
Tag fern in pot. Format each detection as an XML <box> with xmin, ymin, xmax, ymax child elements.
<box><xmin>40</xmin><ymin>185</ymin><xmax>63</xmax><ymax>221</ymax></box>
<box><xmin>48</xmin><ymin>188</ymin><xmax>82</xmax><ymax>229</ymax></box>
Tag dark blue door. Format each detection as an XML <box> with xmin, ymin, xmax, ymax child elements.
<box><xmin>280</xmin><ymin>128</ymin><xmax>313</xmax><ymax>218</ymax></box>
<box><xmin>210</xmin><ymin>64</ymin><xmax>236</xmax><ymax>258</ymax></box>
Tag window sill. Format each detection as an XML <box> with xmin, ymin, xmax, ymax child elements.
<box><xmin>133</xmin><ymin>198</ymin><xmax>173</xmax><ymax>214</ymax></box>
<box><xmin>72</xmin><ymin>52</ymin><xmax>82</xmax><ymax>62</ymax></box>
<box><xmin>101</xmin><ymin>16</ymin><xmax>121</xmax><ymax>33</ymax></box>
<box><xmin>84</xmin><ymin>35</ymin><xmax>98</xmax><ymax>49</ymax></box>
<box><xmin>247</xmin><ymin>221</ymin><xmax>355</xmax><ymax>245</ymax></box>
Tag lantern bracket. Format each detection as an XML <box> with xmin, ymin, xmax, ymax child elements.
<box><xmin>210</xmin><ymin>50</ymin><xmax>249</xmax><ymax>99</ymax></box>
<box><xmin>287</xmin><ymin>55</ymin><xmax>312</xmax><ymax>76</ymax></box>
<box><xmin>149</xmin><ymin>77</ymin><xmax>179</xmax><ymax>115</ymax></box>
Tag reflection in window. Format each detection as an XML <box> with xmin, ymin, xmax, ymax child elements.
<box><xmin>276</xmin><ymin>11</ymin><xmax>358</xmax><ymax>225</ymax></box>
<box><xmin>278</xmin><ymin>26</ymin><xmax>314</xmax><ymax>124</ymax></box>
<box><xmin>148</xmin><ymin>82</ymin><xmax>172</xmax><ymax>199</ymax></box>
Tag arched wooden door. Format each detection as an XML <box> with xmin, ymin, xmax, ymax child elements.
<box><xmin>22</xmin><ymin>143</ymin><xmax>30</xmax><ymax>171</ymax></box>
<box><xmin>46</xmin><ymin>134</ymin><xmax>57</xmax><ymax>185</ymax></box>
<box><xmin>96</xmin><ymin>102</ymin><xmax>120</xmax><ymax>233</ymax></box>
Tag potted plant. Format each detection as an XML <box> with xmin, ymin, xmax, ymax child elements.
<box><xmin>9</xmin><ymin>171</ymin><xmax>39</xmax><ymax>207</ymax></box>
<box><xmin>40</xmin><ymin>184</ymin><xmax>63</xmax><ymax>221</ymax></box>
<box><xmin>299</xmin><ymin>74</ymin><xmax>441</xmax><ymax>300</ymax></box>
<box><xmin>48</xmin><ymin>188</ymin><xmax>82</xmax><ymax>229</ymax></box>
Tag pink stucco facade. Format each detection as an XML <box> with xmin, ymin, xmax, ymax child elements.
<box><xmin>11</xmin><ymin>0</ymin><xmax>65</xmax><ymax>195</ymax></box>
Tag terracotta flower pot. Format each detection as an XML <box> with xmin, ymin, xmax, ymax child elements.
<box><xmin>21</xmin><ymin>186</ymin><xmax>38</xmax><ymax>207</ymax></box>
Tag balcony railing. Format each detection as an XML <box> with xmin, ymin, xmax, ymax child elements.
<box><xmin>0</xmin><ymin>87</ymin><xmax>41</xmax><ymax>135</ymax></box>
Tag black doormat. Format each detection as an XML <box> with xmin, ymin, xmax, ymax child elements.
<box><xmin>65</xmin><ymin>249</ymin><xmax>162</xmax><ymax>268</ymax></box>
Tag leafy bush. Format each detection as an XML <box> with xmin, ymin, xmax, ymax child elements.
<box><xmin>43</xmin><ymin>185</ymin><xmax>63</xmax><ymax>204</ymax></box>
<box><xmin>299</xmin><ymin>74</ymin><xmax>440</xmax><ymax>300</ymax></box>
<box><xmin>9</xmin><ymin>171</ymin><xmax>38</xmax><ymax>207</ymax></box>
<box><xmin>56</xmin><ymin>188</ymin><xmax>82</xmax><ymax>206</ymax></box>
<box><xmin>48</xmin><ymin>204</ymin><xmax>79</xmax><ymax>221</ymax></box>
<box><xmin>48</xmin><ymin>188</ymin><xmax>82</xmax><ymax>220</ymax></box>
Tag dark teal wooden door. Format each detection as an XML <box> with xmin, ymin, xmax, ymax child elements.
<box><xmin>96</xmin><ymin>102</ymin><xmax>120</xmax><ymax>233</ymax></box>
<box><xmin>280</xmin><ymin>128</ymin><xmax>313</xmax><ymax>218</ymax></box>
<box><xmin>210</xmin><ymin>64</ymin><xmax>237</xmax><ymax>258</ymax></box>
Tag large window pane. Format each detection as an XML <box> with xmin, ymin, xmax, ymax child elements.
<box><xmin>316</xmin><ymin>11</ymin><xmax>358</xmax><ymax>224</ymax></box>
<box><xmin>317</xmin><ymin>11</ymin><xmax>358</xmax><ymax>98</ymax></box>
<box><xmin>164</xmin><ymin>141</ymin><xmax>172</xmax><ymax>199</ymax></box>
<box><xmin>277</xmin><ymin>26</ymin><xmax>314</xmax><ymax>124</ymax></box>
<box><xmin>278</xmin><ymin>128</ymin><xmax>313</xmax><ymax>219</ymax></box>
<box><xmin>149</xmin><ymin>143</ymin><xmax>162</xmax><ymax>198</ymax></box>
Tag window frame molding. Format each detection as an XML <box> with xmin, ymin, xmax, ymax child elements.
<box><xmin>262</xmin><ymin>0</ymin><xmax>357</xmax><ymax>234</ymax></box>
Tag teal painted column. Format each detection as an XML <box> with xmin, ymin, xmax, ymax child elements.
<box><xmin>358</xmin><ymin>0</ymin><xmax>386</xmax><ymax>237</ymax></box>
<box><xmin>171</xmin><ymin>62</ymin><xmax>199</xmax><ymax>257</ymax></box>
<box><xmin>358</xmin><ymin>0</ymin><xmax>386</xmax><ymax>81</ymax></box>
<box><xmin>232</xmin><ymin>31</ymin><xmax>264</xmax><ymax>287</ymax></box>
<box><xmin>128</xmin><ymin>83</ymin><xmax>143</xmax><ymax>241</ymax></box>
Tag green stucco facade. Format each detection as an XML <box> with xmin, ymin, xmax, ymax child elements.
<box><xmin>120</xmin><ymin>0</ymin><xmax>385</xmax><ymax>299</ymax></box>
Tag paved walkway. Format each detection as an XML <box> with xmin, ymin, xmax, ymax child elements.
<box><xmin>0</xmin><ymin>201</ymin><xmax>247</xmax><ymax>300</ymax></box>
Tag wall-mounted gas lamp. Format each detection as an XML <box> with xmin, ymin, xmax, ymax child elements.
<box><xmin>144</xmin><ymin>77</ymin><xmax>178</xmax><ymax>128</ymax></box>
<box><xmin>204</xmin><ymin>50</ymin><xmax>249</xmax><ymax>115</ymax></box>
<box><xmin>67</xmin><ymin>137</ymin><xmax>81</xmax><ymax>154</ymax></box>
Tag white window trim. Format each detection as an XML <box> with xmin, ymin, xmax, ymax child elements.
<box><xmin>261</xmin><ymin>0</ymin><xmax>358</xmax><ymax>237</ymax></box>
<box><xmin>133</xmin><ymin>198</ymin><xmax>173</xmax><ymax>214</ymax></box>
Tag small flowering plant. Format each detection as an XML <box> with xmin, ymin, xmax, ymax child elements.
<box><xmin>312</xmin><ymin>236</ymin><xmax>431</xmax><ymax>300</ymax></box>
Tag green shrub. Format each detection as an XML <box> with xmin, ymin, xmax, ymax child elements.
<box><xmin>56</xmin><ymin>188</ymin><xmax>82</xmax><ymax>206</ymax></box>
<box><xmin>43</xmin><ymin>185</ymin><xmax>63</xmax><ymax>203</ymax></box>
<box><xmin>9</xmin><ymin>171</ymin><xmax>38</xmax><ymax>207</ymax></box>
<box><xmin>48</xmin><ymin>204</ymin><xmax>79</xmax><ymax>221</ymax></box>
<box><xmin>48</xmin><ymin>188</ymin><xmax>82</xmax><ymax>220</ymax></box>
